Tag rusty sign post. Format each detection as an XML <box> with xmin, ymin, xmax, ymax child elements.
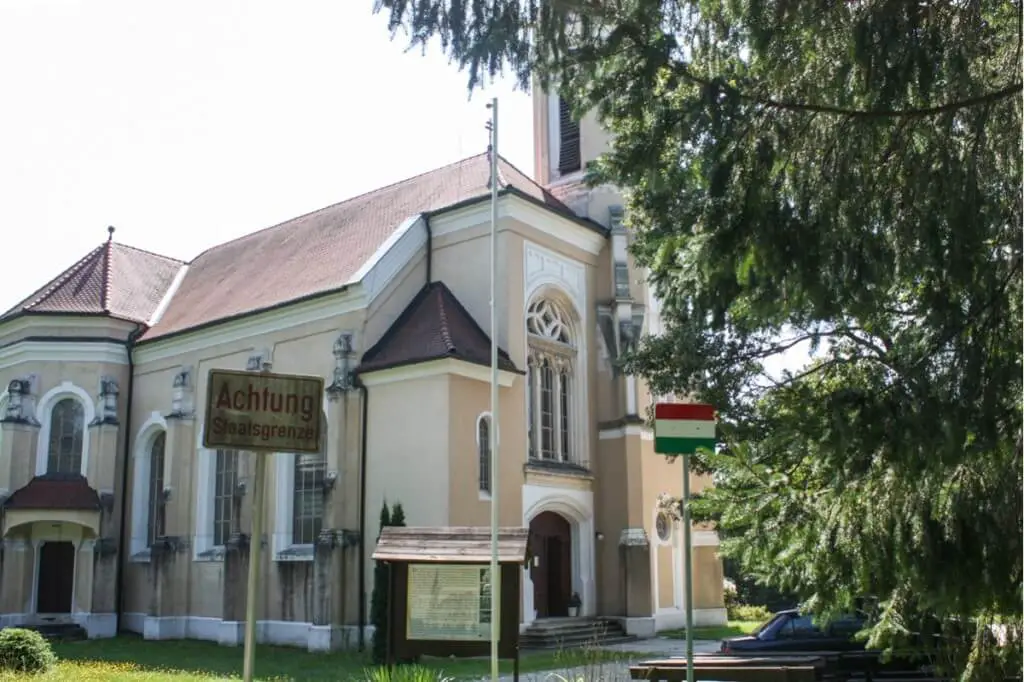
<box><xmin>203</xmin><ymin>369</ymin><xmax>324</xmax><ymax>682</ymax></box>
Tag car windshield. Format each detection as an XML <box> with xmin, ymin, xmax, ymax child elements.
<box><xmin>753</xmin><ymin>613</ymin><xmax>784</xmax><ymax>638</ymax></box>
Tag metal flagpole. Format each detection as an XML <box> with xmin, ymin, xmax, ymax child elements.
<box><xmin>682</xmin><ymin>454</ymin><xmax>695</xmax><ymax>682</ymax></box>
<box><xmin>486</xmin><ymin>96</ymin><xmax>501</xmax><ymax>682</ymax></box>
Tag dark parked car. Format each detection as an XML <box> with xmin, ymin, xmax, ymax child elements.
<box><xmin>720</xmin><ymin>608</ymin><xmax>868</xmax><ymax>654</ymax></box>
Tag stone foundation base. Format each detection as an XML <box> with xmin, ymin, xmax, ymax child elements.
<box><xmin>604</xmin><ymin>608</ymin><xmax>729</xmax><ymax>637</ymax></box>
<box><xmin>123</xmin><ymin>614</ymin><xmax>371</xmax><ymax>652</ymax></box>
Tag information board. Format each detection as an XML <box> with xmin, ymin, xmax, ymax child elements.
<box><xmin>405</xmin><ymin>564</ymin><xmax>496</xmax><ymax>641</ymax></box>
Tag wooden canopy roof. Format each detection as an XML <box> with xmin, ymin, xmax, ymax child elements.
<box><xmin>372</xmin><ymin>526</ymin><xmax>529</xmax><ymax>564</ymax></box>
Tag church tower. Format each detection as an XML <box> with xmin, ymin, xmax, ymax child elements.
<box><xmin>531</xmin><ymin>89</ymin><xmax>616</xmax><ymax>219</ymax></box>
<box><xmin>530</xmin><ymin>83</ymin><xmax>724</xmax><ymax>635</ymax></box>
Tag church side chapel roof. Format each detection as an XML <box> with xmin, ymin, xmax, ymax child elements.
<box><xmin>2</xmin><ymin>152</ymin><xmax>596</xmax><ymax>340</ymax></box>
<box><xmin>1</xmin><ymin>230</ymin><xmax>184</xmax><ymax>324</ymax></box>
<box><xmin>357</xmin><ymin>281</ymin><xmax>519</xmax><ymax>375</ymax></box>
<box><xmin>3</xmin><ymin>473</ymin><xmax>102</xmax><ymax>511</ymax></box>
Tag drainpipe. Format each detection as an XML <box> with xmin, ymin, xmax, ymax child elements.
<box><xmin>356</xmin><ymin>378</ymin><xmax>369</xmax><ymax>651</ymax></box>
<box><xmin>114</xmin><ymin>323</ymin><xmax>145</xmax><ymax>633</ymax></box>
<box><xmin>423</xmin><ymin>214</ymin><xmax>432</xmax><ymax>286</ymax></box>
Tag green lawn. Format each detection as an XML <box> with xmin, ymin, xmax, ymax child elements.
<box><xmin>0</xmin><ymin>635</ymin><xmax>637</xmax><ymax>681</ymax></box>
<box><xmin>661</xmin><ymin>620</ymin><xmax>762</xmax><ymax>642</ymax></box>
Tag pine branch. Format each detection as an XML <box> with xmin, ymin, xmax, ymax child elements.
<box><xmin>674</xmin><ymin>62</ymin><xmax>1022</xmax><ymax>118</ymax></box>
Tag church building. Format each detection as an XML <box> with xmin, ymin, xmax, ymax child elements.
<box><xmin>0</xmin><ymin>90</ymin><xmax>725</xmax><ymax>649</ymax></box>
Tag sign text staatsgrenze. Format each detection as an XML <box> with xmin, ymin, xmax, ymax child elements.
<box><xmin>203</xmin><ymin>369</ymin><xmax>324</xmax><ymax>454</ymax></box>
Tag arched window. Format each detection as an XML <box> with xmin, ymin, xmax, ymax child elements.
<box><xmin>47</xmin><ymin>398</ymin><xmax>85</xmax><ymax>474</ymax></box>
<box><xmin>293</xmin><ymin>425</ymin><xmax>326</xmax><ymax>546</ymax></box>
<box><xmin>147</xmin><ymin>432</ymin><xmax>166</xmax><ymax>546</ymax></box>
<box><xmin>477</xmin><ymin>414</ymin><xmax>491</xmax><ymax>494</ymax></box>
<box><xmin>213</xmin><ymin>449</ymin><xmax>239</xmax><ymax>547</ymax></box>
<box><xmin>526</xmin><ymin>297</ymin><xmax>578</xmax><ymax>464</ymax></box>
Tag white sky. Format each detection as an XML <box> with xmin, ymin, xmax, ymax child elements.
<box><xmin>0</xmin><ymin>0</ymin><xmax>534</xmax><ymax>313</ymax></box>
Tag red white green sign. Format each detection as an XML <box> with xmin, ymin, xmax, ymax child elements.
<box><xmin>654</xmin><ymin>403</ymin><xmax>716</xmax><ymax>455</ymax></box>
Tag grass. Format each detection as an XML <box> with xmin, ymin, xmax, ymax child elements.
<box><xmin>0</xmin><ymin>635</ymin><xmax>640</xmax><ymax>681</ymax></box>
<box><xmin>660</xmin><ymin>620</ymin><xmax>762</xmax><ymax>642</ymax></box>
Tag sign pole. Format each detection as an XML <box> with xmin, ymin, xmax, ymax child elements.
<box><xmin>242</xmin><ymin>451</ymin><xmax>267</xmax><ymax>682</ymax></box>
<box><xmin>652</xmin><ymin>402</ymin><xmax>716</xmax><ymax>682</ymax></box>
<box><xmin>486</xmin><ymin>96</ymin><xmax>501</xmax><ymax>682</ymax></box>
<box><xmin>201</xmin><ymin>369</ymin><xmax>323</xmax><ymax>682</ymax></box>
<box><xmin>681</xmin><ymin>452</ymin><xmax>694</xmax><ymax>682</ymax></box>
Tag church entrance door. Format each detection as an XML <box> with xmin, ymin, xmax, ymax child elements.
<box><xmin>37</xmin><ymin>541</ymin><xmax>75</xmax><ymax>614</ymax></box>
<box><xmin>529</xmin><ymin>511</ymin><xmax>573</xmax><ymax>618</ymax></box>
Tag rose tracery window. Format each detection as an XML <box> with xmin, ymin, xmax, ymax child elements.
<box><xmin>526</xmin><ymin>297</ymin><xmax>578</xmax><ymax>465</ymax></box>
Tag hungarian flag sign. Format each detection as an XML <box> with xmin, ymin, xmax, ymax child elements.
<box><xmin>653</xmin><ymin>403</ymin><xmax>716</xmax><ymax>455</ymax></box>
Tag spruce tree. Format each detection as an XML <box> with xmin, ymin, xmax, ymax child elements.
<box><xmin>372</xmin><ymin>2</ymin><xmax>1022</xmax><ymax>677</ymax></box>
<box><xmin>390</xmin><ymin>502</ymin><xmax>406</xmax><ymax>528</ymax></box>
<box><xmin>370</xmin><ymin>500</ymin><xmax>391</xmax><ymax>665</ymax></box>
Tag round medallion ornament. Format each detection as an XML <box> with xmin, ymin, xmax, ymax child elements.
<box><xmin>655</xmin><ymin>512</ymin><xmax>671</xmax><ymax>542</ymax></box>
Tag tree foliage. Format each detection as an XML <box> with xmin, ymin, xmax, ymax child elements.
<box><xmin>373</xmin><ymin>0</ymin><xmax>1022</xmax><ymax>678</ymax></box>
<box><xmin>371</xmin><ymin>500</ymin><xmax>410</xmax><ymax>665</ymax></box>
<box><xmin>371</xmin><ymin>501</ymin><xmax>392</xmax><ymax>665</ymax></box>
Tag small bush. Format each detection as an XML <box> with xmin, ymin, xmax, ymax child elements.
<box><xmin>728</xmin><ymin>603</ymin><xmax>773</xmax><ymax>622</ymax></box>
<box><xmin>0</xmin><ymin>627</ymin><xmax>57</xmax><ymax>673</ymax></box>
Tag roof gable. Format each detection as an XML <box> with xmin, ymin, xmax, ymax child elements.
<box><xmin>2</xmin><ymin>236</ymin><xmax>184</xmax><ymax>325</ymax></box>
<box><xmin>358</xmin><ymin>281</ymin><xmax>518</xmax><ymax>375</ymax></box>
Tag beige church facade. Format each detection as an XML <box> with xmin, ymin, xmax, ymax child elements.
<box><xmin>0</xmin><ymin>91</ymin><xmax>725</xmax><ymax>649</ymax></box>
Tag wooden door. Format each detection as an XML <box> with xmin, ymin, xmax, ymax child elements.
<box><xmin>37</xmin><ymin>541</ymin><xmax>75</xmax><ymax>614</ymax></box>
<box><xmin>530</xmin><ymin>512</ymin><xmax>572</xmax><ymax>618</ymax></box>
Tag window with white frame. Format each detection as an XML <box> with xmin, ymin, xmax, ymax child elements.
<box><xmin>213</xmin><ymin>449</ymin><xmax>239</xmax><ymax>547</ymax></box>
<box><xmin>47</xmin><ymin>398</ymin><xmax>85</xmax><ymax>474</ymax></box>
<box><xmin>292</xmin><ymin>440</ymin><xmax>325</xmax><ymax>546</ymax></box>
<box><xmin>526</xmin><ymin>297</ymin><xmax>578</xmax><ymax>464</ymax></box>
<box><xmin>274</xmin><ymin>416</ymin><xmax>328</xmax><ymax>558</ymax></box>
<box><xmin>147</xmin><ymin>432</ymin><xmax>166</xmax><ymax>545</ymax></box>
<box><xmin>477</xmin><ymin>414</ymin><xmax>491</xmax><ymax>494</ymax></box>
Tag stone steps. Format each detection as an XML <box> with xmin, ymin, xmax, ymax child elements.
<box><xmin>22</xmin><ymin>622</ymin><xmax>88</xmax><ymax>642</ymax></box>
<box><xmin>520</xmin><ymin>617</ymin><xmax>635</xmax><ymax>651</ymax></box>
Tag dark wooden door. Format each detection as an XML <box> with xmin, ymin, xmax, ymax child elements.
<box><xmin>37</xmin><ymin>541</ymin><xmax>75</xmax><ymax>614</ymax></box>
<box><xmin>530</xmin><ymin>512</ymin><xmax>572</xmax><ymax>618</ymax></box>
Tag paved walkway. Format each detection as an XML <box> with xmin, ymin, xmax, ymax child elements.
<box><xmin>480</xmin><ymin>638</ymin><xmax>720</xmax><ymax>681</ymax></box>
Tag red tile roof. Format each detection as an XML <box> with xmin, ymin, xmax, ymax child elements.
<box><xmin>142</xmin><ymin>153</ymin><xmax>585</xmax><ymax>341</ymax></box>
<box><xmin>2</xmin><ymin>153</ymin><xmax>600</xmax><ymax>339</ymax></box>
<box><xmin>2</xmin><ymin>236</ymin><xmax>184</xmax><ymax>324</ymax></box>
<box><xmin>4</xmin><ymin>474</ymin><xmax>102</xmax><ymax>511</ymax></box>
<box><xmin>357</xmin><ymin>281</ymin><xmax>519</xmax><ymax>375</ymax></box>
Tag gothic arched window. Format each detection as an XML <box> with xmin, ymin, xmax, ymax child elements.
<box><xmin>47</xmin><ymin>398</ymin><xmax>85</xmax><ymax>474</ymax></box>
<box><xmin>526</xmin><ymin>297</ymin><xmax>578</xmax><ymax>464</ymax></box>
